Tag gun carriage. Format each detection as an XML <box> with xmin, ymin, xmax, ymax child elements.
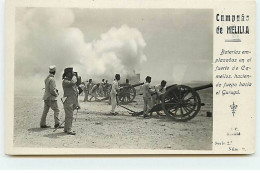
<box><xmin>89</xmin><ymin>79</ymin><xmax>212</xmax><ymax>122</ymax></box>
<box><xmin>129</xmin><ymin>83</ymin><xmax>213</xmax><ymax>122</ymax></box>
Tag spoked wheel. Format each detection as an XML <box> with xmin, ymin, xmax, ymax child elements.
<box><xmin>117</xmin><ymin>84</ymin><xmax>136</xmax><ymax>105</ymax></box>
<box><xmin>162</xmin><ymin>85</ymin><xmax>201</xmax><ymax>122</ymax></box>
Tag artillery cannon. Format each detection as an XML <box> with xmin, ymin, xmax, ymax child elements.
<box><xmin>117</xmin><ymin>82</ymin><xmax>144</xmax><ymax>105</ymax></box>
<box><xmin>128</xmin><ymin>83</ymin><xmax>213</xmax><ymax>122</ymax></box>
<box><xmin>100</xmin><ymin>82</ymin><xmax>144</xmax><ymax>105</ymax></box>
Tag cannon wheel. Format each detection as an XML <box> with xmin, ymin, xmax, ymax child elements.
<box><xmin>162</xmin><ymin>85</ymin><xmax>201</xmax><ymax>122</ymax></box>
<box><xmin>117</xmin><ymin>84</ymin><xmax>136</xmax><ymax>105</ymax></box>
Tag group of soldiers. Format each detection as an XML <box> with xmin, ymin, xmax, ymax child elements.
<box><xmin>40</xmin><ymin>65</ymin><xmax>167</xmax><ymax>135</ymax></box>
<box><xmin>80</xmin><ymin>79</ymin><xmax>110</xmax><ymax>102</ymax></box>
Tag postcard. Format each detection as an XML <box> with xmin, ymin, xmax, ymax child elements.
<box><xmin>4</xmin><ymin>0</ymin><xmax>255</xmax><ymax>155</ymax></box>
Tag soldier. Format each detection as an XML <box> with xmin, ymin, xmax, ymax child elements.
<box><xmin>40</xmin><ymin>65</ymin><xmax>60</xmax><ymax>128</ymax></box>
<box><xmin>153</xmin><ymin>80</ymin><xmax>167</xmax><ymax>104</ymax></box>
<box><xmin>110</xmin><ymin>74</ymin><xmax>121</xmax><ymax>115</ymax></box>
<box><xmin>142</xmin><ymin>76</ymin><xmax>154</xmax><ymax>118</ymax></box>
<box><xmin>125</xmin><ymin>79</ymin><xmax>131</xmax><ymax>101</ymax></box>
<box><xmin>83</xmin><ymin>80</ymin><xmax>88</xmax><ymax>102</ymax></box>
<box><xmin>103</xmin><ymin>80</ymin><xmax>109</xmax><ymax>97</ymax></box>
<box><xmin>62</xmin><ymin>67</ymin><xmax>79</xmax><ymax>135</ymax></box>
<box><xmin>100</xmin><ymin>79</ymin><xmax>105</xmax><ymax>96</ymax></box>
<box><xmin>80</xmin><ymin>82</ymin><xmax>86</xmax><ymax>97</ymax></box>
<box><xmin>40</xmin><ymin>65</ymin><xmax>61</xmax><ymax>128</ymax></box>
<box><xmin>152</xmin><ymin>80</ymin><xmax>167</xmax><ymax>116</ymax></box>
<box><xmin>84</xmin><ymin>79</ymin><xmax>93</xmax><ymax>102</ymax></box>
<box><xmin>89</xmin><ymin>83</ymin><xmax>100</xmax><ymax>101</ymax></box>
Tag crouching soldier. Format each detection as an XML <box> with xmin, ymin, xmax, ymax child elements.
<box><xmin>40</xmin><ymin>65</ymin><xmax>61</xmax><ymax>128</ymax></box>
<box><xmin>89</xmin><ymin>83</ymin><xmax>100</xmax><ymax>101</ymax></box>
<box><xmin>62</xmin><ymin>67</ymin><xmax>80</xmax><ymax>135</ymax></box>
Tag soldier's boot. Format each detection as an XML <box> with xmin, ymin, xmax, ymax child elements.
<box><xmin>67</xmin><ymin>131</ymin><xmax>76</xmax><ymax>135</ymax></box>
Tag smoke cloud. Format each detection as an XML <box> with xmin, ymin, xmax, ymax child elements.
<box><xmin>75</xmin><ymin>24</ymin><xmax>147</xmax><ymax>79</ymax></box>
<box><xmin>15</xmin><ymin>8</ymin><xmax>147</xmax><ymax>94</ymax></box>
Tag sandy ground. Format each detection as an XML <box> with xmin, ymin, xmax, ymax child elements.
<box><xmin>14</xmin><ymin>88</ymin><xmax>213</xmax><ymax>150</ymax></box>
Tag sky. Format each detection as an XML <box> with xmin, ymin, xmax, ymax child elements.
<box><xmin>15</xmin><ymin>8</ymin><xmax>213</xmax><ymax>95</ymax></box>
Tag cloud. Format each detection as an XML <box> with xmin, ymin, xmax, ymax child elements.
<box><xmin>75</xmin><ymin>25</ymin><xmax>147</xmax><ymax>78</ymax></box>
<box><xmin>15</xmin><ymin>8</ymin><xmax>147</xmax><ymax>94</ymax></box>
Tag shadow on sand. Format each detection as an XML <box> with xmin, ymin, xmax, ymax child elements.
<box><xmin>28</xmin><ymin>127</ymin><xmax>50</xmax><ymax>132</ymax></box>
<box><xmin>43</xmin><ymin>132</ymin><xmax>67</xmax><ymax>139</ymax></box>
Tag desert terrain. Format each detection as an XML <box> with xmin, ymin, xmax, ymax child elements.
<box><xmin>13</xmin><ymin>85</ymin><xmax>213</xmax><ymax>150</ymax></box>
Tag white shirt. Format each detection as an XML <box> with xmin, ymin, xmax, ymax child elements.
<box><xmin>110</xmin><ymin>80</ymin><xmax>119</xmax><ymax>95</ymax></box>
<box><xmin>143</xmin><ymin>82</ymin><xmax>153</xmax><ymax>98</ymax></box>
<box><xmin>155</xmin><ymin>84</ymin><xmax>166</xmax><ymax>96</ymax></box>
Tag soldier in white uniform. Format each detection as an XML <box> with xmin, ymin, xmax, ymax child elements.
<box><xmin>83</xmin><ymin>79</ymin><xmax>93</xmax><ymax>102</ymax></box>
<box><xmin>142</xmin><ymin>76</ymin><xmax>154</xmax><ymax>118</ymax></box>
<box><xmin>110</xmin><ymin>74</ymin><xmax>121</xmax><ymax>115</ymax></box>
<box><xmin>40</xmin><ymin>65</ymin><xmax>61</xmax><ymax>128</ymax></box>
<box><xmin>152</xmin><ymin>80</ymin><xmax>167</xmax><ymax>116</ymax></box>
<box><xmin>153</xmin><ymin>80</ymin><xmax>167</xmax><ymax>105</ymax></box>
<box><xmin>99</xmin><ymin>79</ymin><xmax>105</xmax><ymax>97</ymax></box>
<box><xmin>83</xmin><ymin>80</ymin><xmax>88</xmax><ymax>102</ymax></box>
<box><xmin>89</xmin><ymin>83</ymin><xmax>100</xmax><ymax>101</ymax></box>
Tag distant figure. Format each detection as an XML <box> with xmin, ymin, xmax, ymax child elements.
<box><xmin>125</xmin><ymin>78</ymin><xmax>131</xmax><ymax>101</ymax></box>
<box><xmin>103</xmin><ymin>80</ymin><xmax>110</xmax><ymax>97</ymax></box>
<box><xmin>98</xmin><ymin>79</ymin><xmax>105</xmax><ymax>97</ymax></box>
<box><xmin>89</xmin><ymin>83</ymin><xmax>100</xmax><ymax>101</ymax></box>
<box><xmin>110</xmin><ymin>74</ymin><xmax>121</xmax><ymax>115</ymax></box>
<box><xmin>86</xmin><ymin>79</ymin><xmax>93</xmax><ymax>101</ymax></box>
<box><xmin>79</xmin><ymin>82</ymin><xmax>86</xmax><ymax>97</ymax></box>
<box><xmin>142</xmin><ymin>76</ymin><xmax>154</xmax><ymax>118</ymax></box>
<box><xmin>40</xmin><ymin>65</ymin><xmax>61</xmax><ymax>128</ymax></box>
<box><xmin>82</xmin><ymin>80</ymin><xmax>87</xmax><ymax>102</ymax></box>
<box><xmin>83</xmin><ymin>79</ymin><xmax>90</xmax><ymax>102</ymax></box>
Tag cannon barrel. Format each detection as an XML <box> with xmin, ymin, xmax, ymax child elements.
<box><xmin>131</xmin><ymin>82</ymin><xmax>144</xmax><ymax>88</ymax></box>
<box><xmin>192</xmin><ymin>83</ymin><xmax>213</xmax><ymax>91</ymax></box>
<box><xmin>120</xmin><ymin>82</ymin><xmax>144</xmax><ymax>89</ymax></box>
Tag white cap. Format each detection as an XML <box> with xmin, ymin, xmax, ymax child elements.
<box><xmin>49</xmin><ymin>65</ymin><xmax>56</xmax><ymax>72</ymax></box>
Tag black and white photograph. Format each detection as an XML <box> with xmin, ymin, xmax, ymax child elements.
<box><xmin>13</xmin><ymin>8</ymin><xmax>213</xmax><ymax>151</ymax></box>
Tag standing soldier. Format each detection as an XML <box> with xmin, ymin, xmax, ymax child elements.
<box><xmin>84</xmin><ymin>79</ymin><xmax>93</xmax><ymax>102</ymax></box>
<box><xmin>99</xmin><ymin>79</ymin><xmax>105</xmax><ymax>97</ymax></box>
<box><xmin>79</xmin><ymin>82</ymin><xmax>86</xmax><ymax>97</ymax></box>
<box><xmin>125</xmin><ymin>79</ymin><xmax>131</xmax><ymax>102</ymax></box>
<box><xmin>110</xmin><ymin>74</ymin><xmax>121</xmax><ymax>115</ymax></box>
<box><xmin>62</xmin><ymin>67</ymin><xmax>79</xmax><ymax>135</ymax></box>
<box><xmin>142</xmin><ymin>76</ymin><xmax>154</xmax><ymax>118</ymax></box>
<box><xmin>40</xmin><ymin>65</ymin><xmax>61</xmax><ymax>128</ymax></box>
<box><xmin>103</xmin><ymin>80</ymin><xmax>108</xmax><ymax>97</ymax></box>
<box><xmin>83</xmin><ymin>80</ymin><xmax>88</xmax><ymax>102</ymax></box>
